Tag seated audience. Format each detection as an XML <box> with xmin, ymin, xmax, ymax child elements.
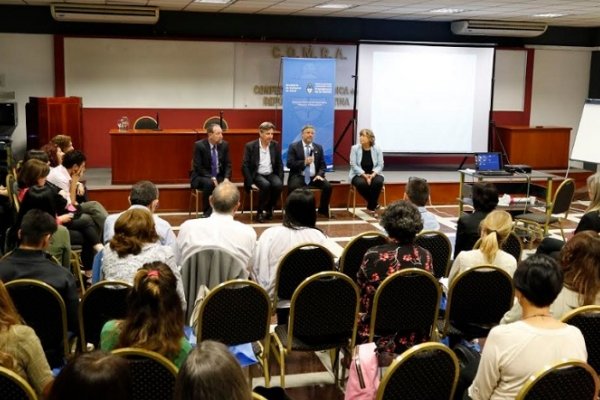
<box><xmin>448</xmin><ymin>210</ymin><xmax>517</xmax><ymax>285</ymax></box>
<box><xmin>349</xmin><ymin>128</ymin><xmax>384</xmax><ymax>215</ymax></box>
<box><xmin>467</xmin><ymin>255</ymin><xmax>587</xmax><ymax>400</ymax></box>
<box><xmin>47</xmin><ymin>351</ymin><xmax>131</xmax><ymax>400</ymax></box>
<box><xmin>16</xmin><ymin>159</ymin><xmax>50</xmax><ymax>201</ymax></box>
<box><xmin>0</xmin><ymin>280</ymin><xmax>53</xmax><ymax>398</ymax></box>
<box><xmin>41</xmin><ymin>142</ymin><xmax>64</xmax><ymax>168</ymax></box>
<box><xmin>103</xmin><ymin>180</ymin><xmax>179</xmax><ymax>262</ymax></box>
<box><xmin>174</xmin><ymin>340</ymin><xmax>252</xmax><ymax>400</ymax></box>
<box><xmin>454</xmin><ymin>182</ymin><xmax>499</xmax><ymax>258</ymax></box>
<box><xmin>356</xmin><ymin>200</ymin><xmax>433</xmax><ymax>352</ymax></box>
<box><xmin>405</xmin><ymin>176</ymin><xmax>439</xmax><ymax>230</ymax></box>
<box><xmin>50</xmin><ymin>134</ymin><xmax>75</xmax><ymax>154</ymax></box>
<box><xmin>177</xmin><ymin>181</ymin><xmax>256</xmax><ymax>267</ymax></box>
<box><xmin>101</xmin><ymin>208</ymin><xmax>185</xmax><ymax>309</ymax></box>
<box><xmin>100</xmin><ymin>262</ymin><xmax>192</xmax><ymax>368</ymax></box>
<box><xmin>501</xmin><ymin>230</ymin><xmax>600</xmax><ymax>323</ymax></box>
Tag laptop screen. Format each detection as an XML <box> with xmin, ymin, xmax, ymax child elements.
<box><xmin>475</xmin><ymin>152</ymin><xmax>502</xmax><ymax>171</ymax></box>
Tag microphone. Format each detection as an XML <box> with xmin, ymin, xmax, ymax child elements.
<box><xmin>155</xmin><ymin>112</ymin><xmax>161</xmax><ymax>131</ymax></box>
<box><xmin>309</xmin><ymin>148</ymin><xmax>313</xmax><ymax>156</ymax></box>
<box><xmin>219</xmin><ymin>111</ymin><xmax>224</xmax><ymax>129</ymax></box>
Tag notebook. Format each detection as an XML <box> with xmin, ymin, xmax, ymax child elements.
<box><xmin>474</xmin><ymin>152</ymin><xmax>512</xmax><ymax>176</ymax></box>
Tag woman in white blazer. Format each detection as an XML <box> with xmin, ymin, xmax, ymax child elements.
<box><xmin>349</xmin><ymin>129</ymin><xmax>384</xmax><ymax>214</ymax></box>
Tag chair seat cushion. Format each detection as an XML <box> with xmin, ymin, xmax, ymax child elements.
<box><xmin>515</xmin><ymin>213</ymin><xmax>559</xmax><ymax>224</ymax></box>
<box><xmin>274</xmin><ymin>325</ymin><xmax>348</xmax><ymax>351</ymax></box>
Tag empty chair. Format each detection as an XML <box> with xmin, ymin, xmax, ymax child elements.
<box><xmin>339</xmin><ymin>231</ymin><xmax>388</xmax><ymax>281</ymax></box>
<box><xmin>562</xmin><ymin>305</ymin><xmax>600</xmax><ymax>375</ymax></box>
<box><xmin>203</xmin><ymin>116</ymin><xmax>228</xmax><ymax>130</ymax></box>
<box><xmin>0</xmin><ymin>366</ymin><xmax>38</xmax><ymax>400</ymax></box>
<box><xmin>415</xmin><ymin>230</ymin><xmax>452</xmax><ymax>278</ymax></box>
<box><xmin>133</xmin><ymin>116</ymin><xmax>158</xmax><ymax>129</ymax></box>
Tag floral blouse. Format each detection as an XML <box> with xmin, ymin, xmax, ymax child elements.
<box><xmin>356</xmin><ymin>243</ymin><xmax>433</xmax><ymax>353</ymax></box>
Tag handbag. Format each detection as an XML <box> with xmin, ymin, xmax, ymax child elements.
<box><xmin>344</xmin><ymin>342</ymin><xmax>380</xmax><ymax>400</ymax></box>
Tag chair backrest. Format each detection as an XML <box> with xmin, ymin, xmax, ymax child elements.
<box><xmin>196</xmin><ymin>279</ymin><xmax>271</xmax><ymax>347</ymax></box>
<box><xmin>274</xmin><ymin>243</ymin><xmax>335</xmax><ymax>303</ymax></box>
<box><xmin>180</xmin><ymin>247</ymin><xmax>248</xmax><ymax>322</ymax></box>
<box><xmin>5</xmin><ymin>172</ymin><xmax>19</xmax><ymax>213</ymax></box>
<box><xmin>415</xmin><ymin>230</ymin><xmax>452</xmax><ymax>278</ymax></box>
<box><xmin>0</xmin><ymin>365</ymin><xmax>38</xmax><ymax>400</ymax></box>
<box><xmin>515</xmin><ymin>359</ymin><xmax>599</xmax><ymax>400</ymax></box>
<box><xmin>562</xmin><ymin>305</ymin><xmax>600</xmax><ymax>375</ymax></box>
<box><xmin>203</xmin><ymin>116</ymin><xmax>228</xmax><ymax>130</ymax></box>
<box><xmin>369</xmin><ymin>268</ymin><xmax>441</xmax><ymax>342</ymax></box>
<box><xmin>112</xmin><ymin>347</ymin><xmax>178</xmax><ymax>400</ymax></box>
<box><xmin>376</xmin><ymin>342</ymin><xmax>459</xmax><ymax>400</ymax></box>
<box><xmin>5</xmin><ymin>279</ymin><xmax>69</xmax><ymax>368</ymax></box>
<box><xmin>473</xmin><ymin>231</ymin><xmax>523</xmax><ymax>262</ymax></box>
<box><xmin>443</xmin><ymin>265</ymin><xmax>514</xmax><ymax>337</ymax></box>
<box><xmin>339</xmin><ymin>231</ymin><xmax>388</xmax><ymax>281</ymax></box>
<box><xmin>287</xmin><ymin>271</ymin><xmax>359</xmax><ymax>351</ymax></box>
<box><xmin>79</xmin><ymin>280</ymin><xmax>132</xmax><ymax>350</ymax></box>
<box><xmin>549</xmin><ymin>178</ymin><xmax>575</xmax><ymax>216</ymax></box>
<box><xmin>133</xmin><ymin>116</ymin><xmax>158</xmax><ymax>129</ymax></box>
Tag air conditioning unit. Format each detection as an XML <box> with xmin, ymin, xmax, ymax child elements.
<box><xmin>451</xmin><ymin>20</ymin><xmax>547</xmax><ymax>37</ymax></box>
<box><xmin>51</xmin><ymin>3</ymin><xmax>159</xmax><ymax>24</ymax></box>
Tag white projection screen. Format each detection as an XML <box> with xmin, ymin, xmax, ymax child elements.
<box><xmin>357</xmin><ymin>44</ymin><xmax>495</xmax><ymax>153</ymax></box>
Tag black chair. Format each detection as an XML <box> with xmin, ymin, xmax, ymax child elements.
<box><xmin>5</xmin><ymin>279</ymin><xmax>70</xmax><ymax>368</ymax></box>
<box><xmin>415</xmin><ymin>230</ymin><xmax>452</xmax><ymax>278</ymax></box>
<box><xmin>473</xmin><ymin>230</ymin><xmax>523</xmax><ymax>262</ymax></box>
<box><xmin>515</xmin><ymin>359</ymin><xmax>599</xmax><ymax>400</ymax></box>
<box><xmin>562</xmin><ymin>305</ymin><xmax>600</xmax><ymax>375</ymax></box>
<box><xmin>369</xmin><ymin>268</ymin><xmax>441</xmax><ymax>343</ymax></box>
<box><xmin>271</xmin><ymin>271</ymin><xmax>359</xmax><ymax>388</ymax></box>
<box><xmin>133</xmin><ymin>116</ymin><xmax>158</xmax><ymax>129</ymax></box>
<box><xmin>0</xmin><ymin>365</ymin><xmax>38</xmax><ymax>400</ymax></box>
<box><xmin>376</xmin><ymin>342</ymin><xmax>459</xmax><ymax>400</ymax></box>
<box><xmin>339</xmin><ymin>231</ymin><xmax>388</xmax><ymax>282</ymax></box>
<box><xmin>112</xmin><ymin>347</ymin><xmax>178</xmax><ymax>400</ymax></box>
<box><xmin>195</xmin><ymin>279</ymin><xmax>271</xmax><ymax>385</ymax></box>
<box><xmin>79</xmin><ymin>280</ymin><xmax>132</xmax><ymax>351</ymax></box>
<box><xmin>439</xmin><ymin>265</ymin><xmax>514</xmax><ymax>341</ymax></box>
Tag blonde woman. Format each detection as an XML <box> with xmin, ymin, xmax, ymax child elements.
<box><xmin>349</xmin><ymin>129</ymin><xmax>384</xmax><ymax>214</ymax></box>
<box><xmin>448</xmin><ymin>210</ymin><xmax>517</xmax><ymax>284</ymax></box>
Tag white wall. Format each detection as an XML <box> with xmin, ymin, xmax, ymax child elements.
<box><xmin>0</xmin><ymin>33</ymin><xmax>54</xmax><ymax>157</ymax></box>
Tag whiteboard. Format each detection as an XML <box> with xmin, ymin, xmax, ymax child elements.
<box><xmin>571</xmin><ymin>100</ymin><xmax>600</xmax><ymax>163</ymax></box>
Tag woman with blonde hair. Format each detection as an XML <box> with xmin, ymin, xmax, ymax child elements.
<box><xmin>100</xmin><ymin>262</ymin><xmax>192</xmax><ymax>367</ymax></box>
<box><xmin>0</xmin><ymin>281</ymin><xmax>53</xmax><ymax>397</ymax></box>
<box><xmin>101</xmin><ymin>208</ymin><xmax>186</xmax><ymax>309</ymax></box>
<box><xmin>448</xmin><ymin>210</ymin><xmax>517</xmax><ymax>284</ymax></box>
<box><xmin>349</xmin><ymin>128</ymin><xmax>384</xmax><ymax>215</ymax></box>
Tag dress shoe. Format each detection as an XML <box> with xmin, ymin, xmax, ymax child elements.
<box><xmin>265</xmin><ymin>209</ymin><xmax>273</xmax><ymax>220</ymax></box>
<box><xmin>256</xmin><ymin>211</ymin><xmax>265</xmax><ymax>223</ymax></box>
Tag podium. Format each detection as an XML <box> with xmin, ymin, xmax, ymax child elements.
<box><xmin>26</xmin><ymin>97</ymin><xmax>83</xmax><ymax>150</ymax></box>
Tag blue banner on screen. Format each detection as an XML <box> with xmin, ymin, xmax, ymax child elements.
<box><xmin>281</xmin><ymin>57</ymin><xmax>335</xmax><ymax>169</ymax></box>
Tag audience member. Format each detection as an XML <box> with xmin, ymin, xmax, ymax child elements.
<box><xmin>356</xmin><ymin>200</ymin><xmax>433</xmax><ymax>352</ymax></box>
<box><xmin>50</xmin><ymin>134</ymin><xmax>75</xmax><ymax>153</ymax></box>
<box><xmin>349</xmin><ymin>128</ymin><xmax>384</xmax><ymax>215</ymax></box>
<box><xmin>16</xmin><ymin>159</ymin><xmax>49</xmax><ymax>201</ymax></box>
<box><xmin>41</xmin><ymin>142</ymin><xmax>64</xmax><ymax>168</ymax></box>
<box><xmin>448</xmin><ymin>210</ymin><xmax>516</xmax><ymax>285</ymax></box>
<box><xmin>100</xmin><ymin>262</ymin><xmax>192</xmax><ymax>368</ymax></box>
<box><xmin>405</xmin><ymin>176</ymin><xmax>439</xmax><ymax>231</ymax></box>
<box><xmin>101</xmin><ymin>208</ymin><xmax>185</xmax><ymax>309</ymax></box>
<box><xmin>501</xmin><ymin>230</ymin><xmax>600</xmax><ymax>323</ymax></box>
<box><xmin>287</xmin><ymin>125</ymin><xmax>333</xmax><ymax>218</ymax></box>
<box><xmin>241</xmin><ymin>121</ymin><xmax>284</xmax><ymax>223</ymax></box>
<box><xmin>103</xmin><ymin>180</ymin><xmax>179</xmax><ymax>262</ymax></box>
<box><xmin>178</xmin><ymin>181</ymin><xmax>256</xmax><ymax>268</ymax></box>
<box><xmin>47</xmin><ymin>351</ymin><xmax>131</xmax><ymax>400</ymax></box>
<box><xmin>467</xmin><ymin>255</ymin><xmax>587</xmax><ymax>400</ymax></box>
<box><xmin>454</xmin><ymin>182</ymin><xmax>499</xmax><ymax>258</ymax></box>
<box><xmin>190</xmin><ymin>123</ymin><xmax>232</xmax><ymax>217</ymax></box>
<box><xmin>0</xmin><ymin>280</ymin><xmax>53</xmax><ymax>398</ymax></box>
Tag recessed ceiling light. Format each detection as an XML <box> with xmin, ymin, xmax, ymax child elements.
<box><xmin>316</xmin><ymin>4</ymin><xmax>354</xmax><ymax>10</ymax></box>
<box><xmin>533</xmin><ymin>13</ymin><xmax>566</xmax><ymax>18</ymax></box>
<box><xmin>430</xmin><ymin>8</ymin><xmax>465</xmax><ymax>14</ymax></box>
<box><xmin>193</xmin><ymin>0</ymin><xmax>234</xmax><ymax>4</ymax></box>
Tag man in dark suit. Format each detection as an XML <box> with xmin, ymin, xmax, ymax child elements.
<box><xmin>287</xmin><ymin>124</ymin><xmax>333</xmax><ymax>218</ymax></box>
<box><xmin>242</xmin><ymin>121</ymin><xmax>284</xmax><ymax>223</ymax></box>
<box><xmin>191</xmin><ymin>123</ymin><xmax>232</xmax><ymax>217</ymax></box>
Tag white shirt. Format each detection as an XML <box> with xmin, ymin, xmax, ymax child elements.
<box><xmin>257</xmin><ymin>142</ymin><xmax>273</xmax><ymax>176</ymax></box>
<box><xmin>103</xmin><ymin>205</ymin><xmax>180</xmax><ymax>264</ymax></box>
<box><xmin>47</xmin><ymin>165</ymin><xmax>71</xmax><ymax>201</ymax></box>
<box><xmin>448</xmin><ymin>249</ymin><xmax>517</xmax><ymax>285</ymax></box>
<box><xmin>177</xmin><ymin>211</ymin><xmax>257</xmax><ymax>269</ymax></box>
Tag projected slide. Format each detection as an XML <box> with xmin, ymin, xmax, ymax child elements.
<box><xmin>357</xmin><ymin>44</ymin><xmax>494</xmax><ymax>154</ymax></box>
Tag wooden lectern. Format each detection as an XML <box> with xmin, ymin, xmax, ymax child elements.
<box><xmin>26</xmin><ymin>97</ymin><xmax>83</xmax><ymax>150</ymax></box>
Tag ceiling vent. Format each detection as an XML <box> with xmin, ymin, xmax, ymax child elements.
<box><xmin>451</xmin><ymin>20</ymin><xmax>547</xmax><ymax>37</ymax></box>
<box><xmin>51</xmin><ymin>3</ymin><xmax>159</xmax><ymax>24</ymax></box>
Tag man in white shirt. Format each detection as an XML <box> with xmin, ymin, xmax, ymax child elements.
<box><xmin>405</xmin><ymin>176</ymin><xmax>440</xmax><ymax>231</ymax></box>
<box><xmin>103</xmin><ymin>180</ymin><xmax>179</xmax><ymax>263</ymax></box>
<box><xmin>177</xmin><ymin>181</ymin><xmax>256</xmax><ymax>268</ymax></box>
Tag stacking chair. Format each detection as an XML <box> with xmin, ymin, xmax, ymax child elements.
<box><xmin>376</xmin><ymin>342</ymin><xmax>459</xmax><ymax>400</ymax></box>
<box><xmin>6</xmin><ymin>172</ymin><xmax>19</xmax><ymax>214</ymax></box>
<box><xmin>514</xmin><ymin>178</ymin><xmax>575</xmax><ymax>241</ymax></box>
<box><xmin>438</xmin><ymin>265</ymin><xmax>513</xmax><ymax>341</ymax></box>
<box><xmin>339</xmin><ymin>231</ymin><xmax>388</xmax><ymax>282</ymax></box>
<box><xmin>188</xmin><ymin>160</ymin><xmax>203</xmax><ymax>218</ymax></box>
<box><xmin>473</xmin><ymin>230</ymin><xmax>523</xmax><ymax>262</ymax></box>
<box><xmin>515</xmin><ymin>360</ymin><xmax>599</xmax><ymax>400</ymax></box>
<box><xmin>369</xmin><ymin>269</ymin><xmax>441</xmax><ymax>343</ymax></box>
<box><xmin>270</xmin><ymin>271</ymin><xmax>360</xmax><ymax>388</ymax></box>
<box><xmin>0</xmin><ymin>365</ymin><xmax>38</xmax><ymax>400</ymax></box>
<box><xmin>79</xmin><ymin>280</ymin><xmax>132</xmax><ymax>351</ymax></box>
<box><xmin>561</xmin><ymin>305</ymin><xmax>600</xmax><ymax>375</ymax></box>
<box><xmin>5</xmin><ymin>279</ymin><xmax>70</xmax><ymax>368</ymax></box>
<box><xmin>133</xmin><ymin>116</ymin><xmax>158</xmax><ymax>129</ymax></box>
<box><xmin>195</xmin><ymin>279</ymin><xmax>271</xmax><ymax>385</ymax></box>
<box><xmin>112</xmin><ymin>348</ymin><xmax>178</xmax><ymax>400</ymax></box>
<box><xmin>415</xmin><ymin>230</ymin><xmax>452</xmax><ymax>278</ymax></box>
<box><xmin>347</xmin><ymin>184</ymin><xmax>387</xmax><ymax>216</ymax></box>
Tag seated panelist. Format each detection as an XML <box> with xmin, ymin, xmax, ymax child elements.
<box><xmin>349</xmin><ymin>128</ymin><xmax>384</xmax><ymax>215</ymax></box>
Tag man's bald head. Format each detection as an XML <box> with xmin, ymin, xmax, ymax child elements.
<box><xmin>209</xmin><ymin>181</ymin><xmax>240</xmax><ymax>214</ymax></box>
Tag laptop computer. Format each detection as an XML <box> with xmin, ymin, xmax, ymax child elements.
<box><xmin>474</xmin><ymin>152</ymin><xmax>513</xmax><ymax>176</ymax></box>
